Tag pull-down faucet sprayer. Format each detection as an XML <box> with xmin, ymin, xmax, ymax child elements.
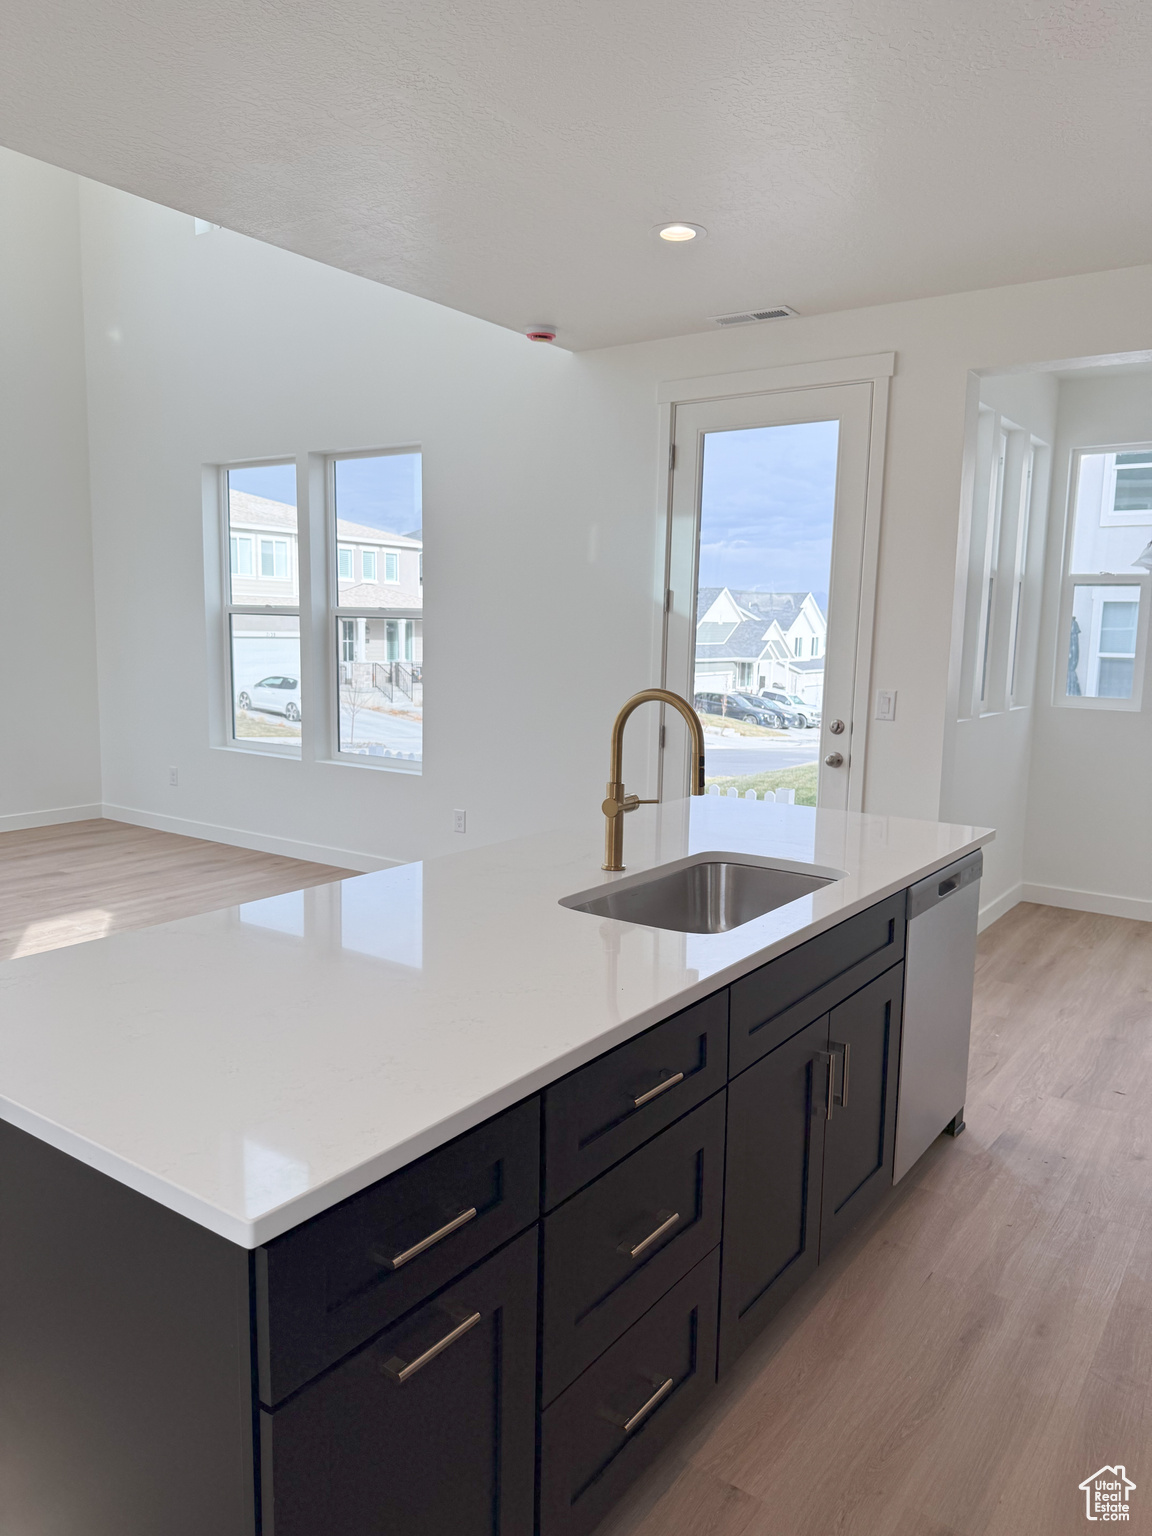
<box><xmin>601</xmin><ymin>689</ymin><xmax>706</xmax><ymax>872</ymax></box>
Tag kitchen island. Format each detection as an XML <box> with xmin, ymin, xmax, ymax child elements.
<box><xmin>0</xmin><ymin>797</ymin><xmax>991</xmax><ymax>1536</ymax></box>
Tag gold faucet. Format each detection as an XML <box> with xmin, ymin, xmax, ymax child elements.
<box><xmin>602</xmin><ymin>689</ymin><xmax>707</xmax><ymax>871</ymax></box>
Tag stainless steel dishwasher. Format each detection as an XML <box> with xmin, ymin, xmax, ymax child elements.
<box><xmin>893</xmin><ymin>849</ymin><xmax>983</xmax><ymax>1184</ymax></box>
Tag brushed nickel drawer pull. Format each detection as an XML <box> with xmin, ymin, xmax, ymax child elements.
<box><xmin>623</xmin><ymin>1376</ymin><xmax>674</xmax><ymax>1433</ymax></box>
<box><xmin>619</xmin><ymin>1210</ymin><xmax>680</xmax><ymax>1260</ymax></box>
<box><xmin>633</xmin><ymin>1072</ymin><xmax>684</xmax><ymax>1109</ymax></box>
<box><xmin>374</xmin><ymin>1207</ymin><xmax>478</xmax><ymax>1271</ymax></box>
<box><xmin>382</xmin><ymin>1306</ymin><xmax>482</xmax><ymax>1383</ymax></box>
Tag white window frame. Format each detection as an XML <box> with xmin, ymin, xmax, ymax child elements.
<box><xmin>327</xmin><ymin>447</ymin><xmax>422</xmax><ymax>772</ymax></box>
<box><xmin>1100</xmin><ymin>446</ymin><xmax>1152</xmax><ymax>528</ymax></box>
<box><xmin>1054</xmin><ymin>573</ymin><xmax>1149</xmax><ymax>711</ymax></box>
<box><xmin>384</xmin><ymin>550</ymin><xmax>400</xmax><ymax>583</ymax></box>
<box><xmin>1053</xmin><ymin>446</ymin><xmax>1152</xmax><ymax>712</ymax></box>
<box><xmin>337</xmin><ymin>545</ymin><xmax>354</xmax><ymax>582</ymax></box>
<box><xmin>219</xmin><ymin>461</ymin><xmax>301</xmax><ymax>757</ymax></box>
<box><xmin>361</xmin><ymin>548</ymin><xmax>377</xmax><ymax>583</ymax></box>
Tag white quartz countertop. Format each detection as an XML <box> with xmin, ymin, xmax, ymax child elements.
<box><xmin>0</xmin><ymin>799</ymin><xmax>991</xmax><ymax>1247</ymax></box>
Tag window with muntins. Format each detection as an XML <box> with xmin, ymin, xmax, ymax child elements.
<box><xmin>330</xmin><ymin>451</ymin><xmax>423</xmax><ymax>766</ymax></box>
<box><xmin>224</xmin><ymin>463</ymin><xmax>301</xmax><ymax>751</ymax></box>
<box><xmin>1056</xmin><ymin>446</ymin><xmax>1152</xmax><ymax>710</ymax></box>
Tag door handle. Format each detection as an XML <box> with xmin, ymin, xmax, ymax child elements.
<box><xmin>824</xmin><ymin>752</ymin><xmax>844</xmax><ymax>768</ymax></box>
<box><xmin>817</xmin><ymin>1050</ymin><xmax>835</xmax><ymax>1120</ymax></box>
<box><xmin>830</xmin><ymin>1040</ymin><xmax>850</xmax><ymax>1110</ymax></box>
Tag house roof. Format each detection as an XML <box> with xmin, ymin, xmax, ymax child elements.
<box><xmin>697</xmin><ymin>586</ymin><xmax>825</xmax><ymax>635</ymax></box>
<box><xmin>228</xmin><ymin>490</ymin><xmax>422</xmax><ymax>548</ymax></box>
<box><xmin>695</xmin><ymin>615</ymin><xmax>777</xmax><ymax>663</ymax></box>
<box><xmin>338</xmin><ymin>583</ymin><xmax>422</xmax><ymax>612</ymax></box>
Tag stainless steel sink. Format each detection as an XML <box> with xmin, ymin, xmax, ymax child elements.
<box><xmin>560</xmin><ymin>853</ymin><xmax>843</xmax><ymax>935</ymax></box>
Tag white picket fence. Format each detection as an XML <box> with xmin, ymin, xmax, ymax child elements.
<box><xmin>705</xmin><ymin>784</ymin><xmax>796</xmax><ymax>803</ymax></box>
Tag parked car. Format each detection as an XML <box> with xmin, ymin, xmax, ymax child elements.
<box><xmin>237</xmin><ymin>675</ymin><xmax>302</xmax><ymax>722</ymax></box>
<box><xmin>758</xmin><ymin>688</ymin><xmax>819</xmax><ymax>728</ymax></box>
<box><xmin>694</xmin><ymin>691</ymin><xmax>785</xmax><ymax>730</ymax></box>
<box><xmin>731</xmin><ymin>693</ymin><xmax>789</xmax><ymax>729</ymax></box>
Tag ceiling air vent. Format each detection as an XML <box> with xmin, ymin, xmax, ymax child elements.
<box><xmin>710</xmin><ymin>305</ymin><xmax>798</xmax><ymax>326</ymax></box>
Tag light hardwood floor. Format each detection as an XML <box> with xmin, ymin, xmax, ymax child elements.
<box><xmin>598</xmin><ymin>901</ymin><xmax>1152</xmax><ymax>1536</ymax></box>
<box><xmin>0</xmin><ymin>818</ymin><xmax>354</xmax><ymax>962</ymax></box>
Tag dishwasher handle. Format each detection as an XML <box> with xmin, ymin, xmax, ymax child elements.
<box><xmin>907</xmin><ymin>849</ymin><xmax>983</xmax><ymax>921</ymax></box>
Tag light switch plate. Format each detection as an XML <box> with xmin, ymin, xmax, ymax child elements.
<box><xmin>875</xmin><ymin>690</ymin><xmax>897</xmax><ymax>721</ymax></box>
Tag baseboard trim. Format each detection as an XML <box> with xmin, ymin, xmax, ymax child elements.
<box><xmin>100</xmin><ymin>803</ymin><xmax>398</xmax><ymax>873</ymax></box>
<box><xmin>978</xmin><ymin>883</ymin><xmax>1023</xmax><ymax>932</ymax></box>
<box><xmin>1021</xmin><ymin>882</ymin><xmax>1152</xmax><ymax>924</ymax></box>
<box><xmin>0</xmin><ymin>803</ymin><xmax>104</xmax><ymax>834</ymax></box>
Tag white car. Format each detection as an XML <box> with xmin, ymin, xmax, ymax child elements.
<box><xmin>759</xmin><ymin>688</ymin><xmax>819</xmax><ymax>728</ymax></box>
<box><xmin>237</xmin><ymin>675</ymin><xmax>301</xmax><ymax>722</ymax></box>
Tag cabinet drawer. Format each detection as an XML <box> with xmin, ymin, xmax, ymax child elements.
<box><xmin>260</xmin><ymin>1228</ymin><xmax>538</xmax><ymax>1536</ymax></box>
<box><xmin>256</xmin><ymin>1097</ymin><xmax>540</xmax><ymax>1406</ymax></box>
<box><xmin>544</xmin><ymin>991</ymin><xmax>728</xmax><ymax>1209</ymax></box>
<box><xmin>539</xmin><ymin>1247</ymin><xmax>719</xmax><ymax>1536</ymax></box>
<box><xmin>542</xmin><ymin>1092</ymin><xmax>725</xmax><ymax>1404</ymax></box>
<box><xmin>730</xmin><ymin>891</ymin><xmax>905</xmax><ymax>1074</ymax></box>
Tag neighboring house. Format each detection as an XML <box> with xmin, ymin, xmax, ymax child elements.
<box><xmin>694</xmin><ymin>587</ymin><xmax>826</xmax><ymax>706</ymax></box>
<box><xmin>228</xmin><ymin>490</ymin><xmax>423</xmax><ymax>672</ymax></box>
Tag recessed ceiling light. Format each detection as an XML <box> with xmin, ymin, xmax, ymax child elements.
<box><xmin>657</xmin><ymin>222</ymin><xmax>706</xmax><ymax>242</ymax></box>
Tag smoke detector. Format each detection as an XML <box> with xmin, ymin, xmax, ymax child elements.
<box><xmin>525</xmin><ymin>324</ymin><xmax>558</xmax><ymax>342</ymax></box>
<box><xmin>710</xmin><ymin>305</ymin><xmax>798</xmax><ymax>326</ymax></box>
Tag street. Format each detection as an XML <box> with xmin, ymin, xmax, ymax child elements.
<box><xmin>704</xmin><ymin>728</ymin><xmax>819</xmax><ymax>778</ymax></box>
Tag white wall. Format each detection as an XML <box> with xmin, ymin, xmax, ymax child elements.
<box><xmin>1024</xmin><ymin>372</ymin><xmax>1152</xmax><ymax>919</ymax></box>
<box><xmin>0</xmin><ymin>150</ymin><xmax>102</xmax><ymax>829</ymax></box>
<box><xmin>940</xmin><ymin>370</ymin><xmax>1058</xmax><ymax>925</ymax></box>
<box><xmin>79</xmin><ymin>183</ymin><xmax>663</xmax><ymax>867</ymax></box>
<box><xmin>76</xmin><ymin>169</ymin><xmax>1152</xmax><ymax>868</ymax></box>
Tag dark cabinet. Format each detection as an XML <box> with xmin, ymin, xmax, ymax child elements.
<box><xmin>543</xmin><ymin>991</ymin><xmax>728</xmax><ymax>1209</ymax></box>
<box><xmin>719</xmin><ymin>1016</ymin><xmax>828</xmax><ymax>1373</ymax></box>
<box><xmin>720</xmin><ymin>960</ymin><xmax>905</xmax><ymax>1374</ymax></box>
<box><xmin>260</xmin><ymin>1229</ymin><xmax>538</xmax><ymax>1536</ymax></box>
<box><xmin>820</xmin><ymin>964</ymin><xmax>903</xmax><ymax>1258</ymax></box>
<box><xmin>542</xmin><ymin>1091</ymin><xmax>725</xmax><ymax>1403</ymax></box>
<box><xmin>539</xmin><ymin>1248</ymin><xmax>720</xmax><ymax>1536</ymax></box>
<box><xmin>257</xmin><ymin>1098</ymin><xmax>540</xmax><ymax>1405</ymax></box>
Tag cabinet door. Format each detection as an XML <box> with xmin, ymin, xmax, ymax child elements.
<box><xmin>820</xmin><ymin>964</ymin><xmax>902</xmax><ymax>1259</ymax></box>
<box><xmin>260</xmin><ymin>1229</ymin><xmax>537</xmax><ymax>1536</ymax></box>
<box><xmin>719</xmin><ymin>1015</ymin><xmax>829</xmax><ymax>1374</ymax></box>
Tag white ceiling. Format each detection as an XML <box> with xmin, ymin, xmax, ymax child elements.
<box><xmin>1</xmin><ymin>0</ymin><xmax>1149</xmax><ymax>350</ymax></box>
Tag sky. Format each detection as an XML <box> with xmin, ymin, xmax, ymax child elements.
<box><xmin>698</xmin><ymin>420</ymin><xmax>838</xmax><ymax>612</ymax></box>
<box><xmin>228</xmin><ymin>453</ymin><xmax>422</xmax><ymax>535</ymax></box>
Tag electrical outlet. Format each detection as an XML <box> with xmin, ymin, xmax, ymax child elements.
<box><xmin>875</xmin><ymin>690</ymin><xmax>897</xmax><ymax>721</ymax></box>
<box><xmin>453</xmin><ymin>809</ymin><xmax>467</xmax><ymax>834</ymax></box>
<box><xmin>168</xmin><ymin>766</ymin><xmax>179</xmax><ymax>787</ymax></box>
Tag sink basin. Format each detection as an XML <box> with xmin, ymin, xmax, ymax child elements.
<box><xmin>560</xmin><ymin>853</ymin><xmax>843</xmax><ymax>935</ymax></box>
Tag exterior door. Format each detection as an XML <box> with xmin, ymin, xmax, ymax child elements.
<box><xmin>663</xmin><ymin>380</ymin><xmax>881</xmax><ymax>812</ymax></box>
